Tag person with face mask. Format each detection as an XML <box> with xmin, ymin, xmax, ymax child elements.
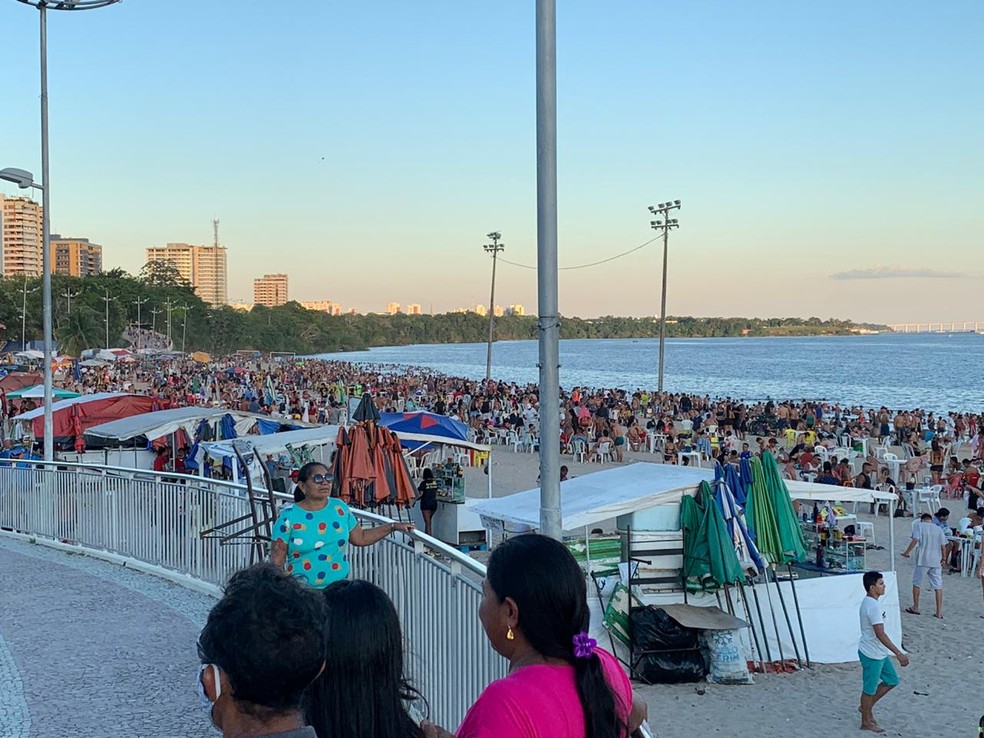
<box><xmin>197</xmin><ymin>563</ymin><xmax>326</xmax><ymax>738</ymax></box>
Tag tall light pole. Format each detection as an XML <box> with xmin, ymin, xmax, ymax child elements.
<box><xmin>483</xmin><ymin>231</ymin><xmax>504</xmax><ymax>381</ymax></box>
<box><xmin>133</xmin><ymin>296</ymin><xmax>148</xmax><ymax>350</ymax></box>
<box><xmin>536</xmin><ymin>0</ymin><xmax>562</xmax><ymax>540</ymax></box>
<box><xmin>164</xmin><ymin>297</ymin><xmax>175</xmax><ymax>347</ymax></box>
<box><xmin>61</xmin><ymin>286</ymin><xmax>81</xmax><ymax>314</ymax></box>
<box><xmin>100</xmin><ymin>288</ymin><xmax>117</xmax><ymax>349</ymax></box>
<box><xmin>12</xmin><ymin>0</ymin><xmax>121</xmax><ymax>461</ymax></box>
<box><xmin>20</xmin><ymin>277</ymin><xmax>39</xmax><ymax>349</ymax></box>
<box><xmin>648</xmin><ymin>200</ymin><xmax>681</xmax><ymax>394</ymax></box>
<box><xmin>178</xmin><ymin>303</ymin><xmax>191</xmax><ymax>353</ymax></box>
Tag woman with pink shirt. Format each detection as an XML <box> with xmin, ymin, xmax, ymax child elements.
<box><xmin>424</xmin><ymin>534</ymin><xmax>647</xmax><ymax>738</ymax></box>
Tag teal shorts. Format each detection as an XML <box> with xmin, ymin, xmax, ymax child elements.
<box><xmin>859</xmin><ymin>651</ymin><xmax>899</xmax><ymax>695</ymax></box>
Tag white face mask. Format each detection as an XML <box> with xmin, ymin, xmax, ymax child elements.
<box><xmin>197</xmin><ymin>663</ymin><xmax>222</xmax><ymax>714</ymax></box>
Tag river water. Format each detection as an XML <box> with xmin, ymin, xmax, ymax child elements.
<box><xmin>310</xmin><ymin>333</ymin><xmax>983</xmax><ymax>413</ymax></box>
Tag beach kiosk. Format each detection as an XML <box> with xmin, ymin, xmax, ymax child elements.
<box><xmin>474</xmin><ymin>463</ymin><xmax>901</xmax><ymax>666</ymax></box>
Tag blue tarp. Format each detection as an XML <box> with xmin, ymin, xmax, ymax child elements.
<box><xmin>378</xmin><ymin>411</ymin><xmax>470</xmax><ymax>452</ymax></box>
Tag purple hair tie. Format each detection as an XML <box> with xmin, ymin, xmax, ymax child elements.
<box><xmin>572</xmin><ymin>632</ymin><xmax>597</xmax><ymax>659</ymax></box>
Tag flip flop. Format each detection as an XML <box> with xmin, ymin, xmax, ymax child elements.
<box><xmin>905</xmin><ymin>607</ymin><xmax>921</xmax><ymax>615</ymax></box>
<box><xmin>933</xmin><ymin>614</ymin><xmax>944</xmax><ymax>619</ymax></box>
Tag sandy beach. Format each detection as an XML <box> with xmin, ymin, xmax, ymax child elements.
<box><xmin>467</xmin><ymin>446</ymin><xmax>984</xmax><ymax>737</ymax></box>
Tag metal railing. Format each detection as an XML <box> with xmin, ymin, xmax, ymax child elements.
<box><xmin>0</xmin><ymin>460</ymin><xmax>505</xmax><ymax>728</ymax></box>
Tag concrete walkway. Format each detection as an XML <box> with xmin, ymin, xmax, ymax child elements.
<box><xmin>0</xmin><ymin>536</ymin><xmax>217</xmax><ymax>738</ymax></box>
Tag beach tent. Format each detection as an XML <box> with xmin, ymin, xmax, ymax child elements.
<box><xmin>378</xmin><ymin>411</ymin><xmax>470</xmax><ymax>451</ymax></box>
<box><xmin>191</xmin><ymin>425</ymin><xmax>341</xmax><ymax>477</ymax></box>
<box><xmin>10</xmin><ymin>392</ymin><xmax>157</xmax><ymax>450</ymax></box>
<box><xmin>6</xmin><ymin>385</ymin><xmax>80</xmax><ymax>400</ymax></box>
<box><xmin>0</xmin><ymin>372</ymin><xmax>42</xmax><ymax>392</ymax></box>
<box><xmin>85</xmin><ymin>407</ymin><xmax>307</xmax><ymax>447</ymax></box>
<box><xmin>473</xmin><ymin>463</ymin><xmax>715</xmax><ymax>532</ymax></box>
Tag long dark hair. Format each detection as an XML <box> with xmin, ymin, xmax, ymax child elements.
<box><xmin>487</xmin><ymin>534</ymin><xmax>625</xmax><ymax>738</ymax></box>
<box><xmin>304</xmin><ymin>580</ymin><xmax>424</xmax><ymax>738</ymax></box>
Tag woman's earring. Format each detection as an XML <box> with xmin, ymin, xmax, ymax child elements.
<box><xmin>506</xmin><ymin>626</ymin><xmax>515</xmax><ymax>641</ymax></box>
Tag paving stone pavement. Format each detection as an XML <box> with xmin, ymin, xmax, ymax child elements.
<box><xmin>0</xmin><ymin>536</ymin><xmax>217</xmax><ymax>738</ymax></box>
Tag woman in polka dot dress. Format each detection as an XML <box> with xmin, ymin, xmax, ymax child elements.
<box><xmin>271</xmin><ymin>462</ymin><xmax>414</xmax><ymax>588</ymax></box>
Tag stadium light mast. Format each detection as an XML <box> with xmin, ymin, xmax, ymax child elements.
<box><xmin>648</xmin><ymin>200</ymin><xmax>681</xmax><ymax>394</ymax></box>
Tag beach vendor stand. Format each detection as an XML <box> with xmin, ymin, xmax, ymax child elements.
<box><xmin>375</xmin><ymin>411</ymin><xmax>493</xmax><ymax>549</ymax></box>
<box><xmin>474</xmin><ymin>459</ymin><xmax>902</xmax><ymax>668</ymax></box>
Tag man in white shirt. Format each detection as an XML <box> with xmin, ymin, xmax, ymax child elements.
<box><xmin>858</xmin><ymin>571</ymin><xmax>909</xmax><ymax>734</ymax></box>
<box><xmin>900</xmin><ymin>512</ymin><xmax>948</xmax><ymax>618</ymax></box>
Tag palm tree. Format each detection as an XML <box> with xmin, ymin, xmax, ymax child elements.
<box><xmin>57</xmin><ymin>305</ymin><xmax>100</xmax><ymax>356</ymax></box>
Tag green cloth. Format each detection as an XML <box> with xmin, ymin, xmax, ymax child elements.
<box><xmin>746</xmin><ymin>453</ymin><xmax>808</xmax><ymax>565</ymax></box>
<box><xmin>680</xmin><ymin>481</ymin><xmax>745</xmax><ymax>590</ymax></box>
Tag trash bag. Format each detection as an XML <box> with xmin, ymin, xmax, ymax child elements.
<box><xmin>635</xmin><ymin>651</ymin><xmax>707</xmax><ymax>684</ymax></box>
<box><xmin>631</xmin><ymin>606</ymin><xmax>698</xmax><ymax>650</ymax></box>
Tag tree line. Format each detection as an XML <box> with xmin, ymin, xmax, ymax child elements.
<box><xmin>0</xmin><ymin>269</ymin><xmax>887</xmax><ymax>357</ymax></box>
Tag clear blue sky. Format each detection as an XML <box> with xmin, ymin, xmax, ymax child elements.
<box><xmin>1</xmin><ymin>1</ymin><xmax>981</xmax><ymax>322</ymax></box>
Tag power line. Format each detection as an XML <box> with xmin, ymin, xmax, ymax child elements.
<box><xmin>495</xmin><ymin>235</ymin><xmax>662</xmax><ymax>271</ymax></box>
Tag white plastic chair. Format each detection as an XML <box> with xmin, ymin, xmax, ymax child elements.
<box><xmin>856</xmin><ymin>521</ymin><xmax>875</xmax><ymax>545</ymax></box>
<box><xmin>508</xmin><ymin>431</ymin><xmax>521</xmax><ymax>452</ymax></box>
<box><xmin>593</xmin><ymin>441</ymin><xmax>613</xmax><ymax>463</ymax></box>
<box><xmin>917</xmin><ymin>485</ymin><xmax>943</xmax><ymax>514</ymax></box>
<box><xmin>572</xmin><ymin>439</ymin><xmax>587</xmax><ymax>463</ymax></box>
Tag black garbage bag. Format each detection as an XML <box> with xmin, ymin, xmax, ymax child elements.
<box><xmin>631</xmin><ymin>606</ymin><xmax>698</xmax><ymax>650</ymax></box>
<box><xmin>636</xmin><ymin>650</ymin><xmax>707</xmax><ymax>684</ymax></box>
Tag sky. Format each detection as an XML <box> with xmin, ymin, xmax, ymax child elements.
<box><xmin>1</xmin><ymin>1</ymin><xmax>981</xmax><ymax>323</ymax></box>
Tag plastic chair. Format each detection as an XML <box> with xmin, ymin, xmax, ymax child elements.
<box><xmin>917</xmin><ymin>485</ymin><xmax>943</xmax><ymax>514</ymax></box>
<box><xmin>593</xmin><ymin>441</ymin><xmax>613</xmax><ymax>463</ymax></box>
<box><xmin>856</xmin><ymin>521</ymin><xmax>875</xmax><ymax>545</ymax></box>
<box><xmin>572</xmin><ymin>439</ymin><xmax>587</xmax><ymax>463</ymax></box>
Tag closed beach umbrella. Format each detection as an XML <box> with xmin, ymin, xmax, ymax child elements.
<box><xmin>745</xmin><ymin>453</ymin><xmax>807</xmax><ymax>565</ymax></box>
<box><xmin>681</xmin><ymin>481</ymin><xmax>745</xmax><ymax>590</ymax></box>
<box><xmin>714</xmin><ymin>465</ymin><xmax>765</xmax><ymax>575</ymax></box>
<box><xmin>352</xmin><ymin>393</ymin><xmax>380</xmax><ymax>423</ymax></box>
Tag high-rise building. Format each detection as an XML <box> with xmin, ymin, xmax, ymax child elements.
<box><xmin>506</xmin><ymin>304</ymin><xmax>525</xmax><ymax>316</ymax></box>
<box><xmin>473</xmin><ymin>304</ymin><xmax>487</xmax><ymax>317</ymax></box>
<box><xmin>0</xmin><ymin>194</ymin><xmax>42</xmax><ymax>276</ymax></box>
<box><xmin>144</xmin><ymin>242</ymin><xmax>228</xmax><ymax>305</ymax></box>
<box><xmin>385</xmin><ymin>302</ymin><xmax>402</xmax><ymax>315</ymax></box>
<box><xmin>254</xmin><ymin>273</ymin><xmax>289</xmax><ymax>307</ymax></box>
<box><xmin>493</xmin><ymin>305</ymin><xmax>505</xmax><ymax>317</ymax></box>
<box><xmin>51</xmin><ymin>234</ymin><xmax>102</xmax><ymax>276</ymax></box>
<box><xmin>407</xmin><ymin>303</ymin><xmax>422</xmax><ymax>315</ymax></box>
<box><xmin>300</xmin><ymin>300</ymin><xmax>343</xmax><ymax>315</ymax></box>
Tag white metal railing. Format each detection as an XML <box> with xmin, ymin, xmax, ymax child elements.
<box><xmin>0</xmin><ymin>460</ymin><xmax>505</xmax><ymax>728</ymax></box>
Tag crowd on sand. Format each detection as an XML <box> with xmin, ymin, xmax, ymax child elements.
<box><xmin>5</xmin><ymin>351</ymin><xmax>984</xmax><ymax>735</ymax></box>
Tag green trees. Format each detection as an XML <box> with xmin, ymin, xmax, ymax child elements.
<box><xmin>0</xmin><ymin>273</ymin><xmax>886</xmax><ymax>356</ymax></box>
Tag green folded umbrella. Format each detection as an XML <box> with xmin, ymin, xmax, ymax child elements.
<box><xmin>681</xmin><ymin>481</ymin><xmax>745</xmax><ymax>590</ymax></box>
<box><xmin>746</xmin><ymin>453</ymin><xmax>808</xmax><ymax>565</ymax></box>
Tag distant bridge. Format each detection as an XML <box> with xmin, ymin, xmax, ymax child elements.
<box><xmin>886</xmin><ymin>321</ymin><xmax>984</xmax><ymax>333</ymax></box>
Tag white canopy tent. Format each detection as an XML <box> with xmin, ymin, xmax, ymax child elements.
<box><xmin>473</xmin><ymin>463</ymin><xmax>713</xmax><ymax>531</ymax></box>
<box><xmin>193</xmin><ymin>425</ymin><xmax>340</xmax><ymax>484</ymax></box>
<box><xmin>474</xmin><ymin>462</ymin><xmax>900</xmax><ymax>570</ymax></box>
<box><xmin>84</xmin><ymin>407</ymin><xmax>307</xmax><ymax>445</ymax></box>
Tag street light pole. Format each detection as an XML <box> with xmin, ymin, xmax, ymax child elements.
<box><xmin>151</xmin><ymin>307</ymin><xmax>162</xmax><ymax>337</ymax></box>
<box><xmin>536</xmin><ymin>0</ymin><xmax>562</xmax><ymax>541</ymax></box>
<box><xmin>133</xmin><ymin>296</ymin><xmax>149</xmax><ymax>350</ymax></box>
<box><xmin>164</xmin><ymin>297</ymin><xmax>174</xmax><ymax>347</ymax></box>
<box><xmin>14</xmin><ymin>0</ymin><xmax>122</xmax><ymax>462</ymax></box>
<box><xmin>179</xmin><ymin>304</ymin><xmax>191</xmax><ymax>353</ymax></box>
<box><xmin>483</xmin><ymin>231</ymin><xmax>504</xmax><ymax>381</ymax></box>
<box><xmin>61</xmin><ymin>287</ymin><xmax>81</xmax><ymax>315</ymax></box>
<box><xmin>101</xmin><ymin>288</ymin><xmax>116</xmax><ymax>349</ymax></box>
<box><xmin>648</xmin><ymin>200</ymin><xmax>682</xmax><ymax>394</ymax></box>
<box><xmin>21</xmin><ymin>277</ymin><xmax>38</xmax><ymax>349</ymax></box>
